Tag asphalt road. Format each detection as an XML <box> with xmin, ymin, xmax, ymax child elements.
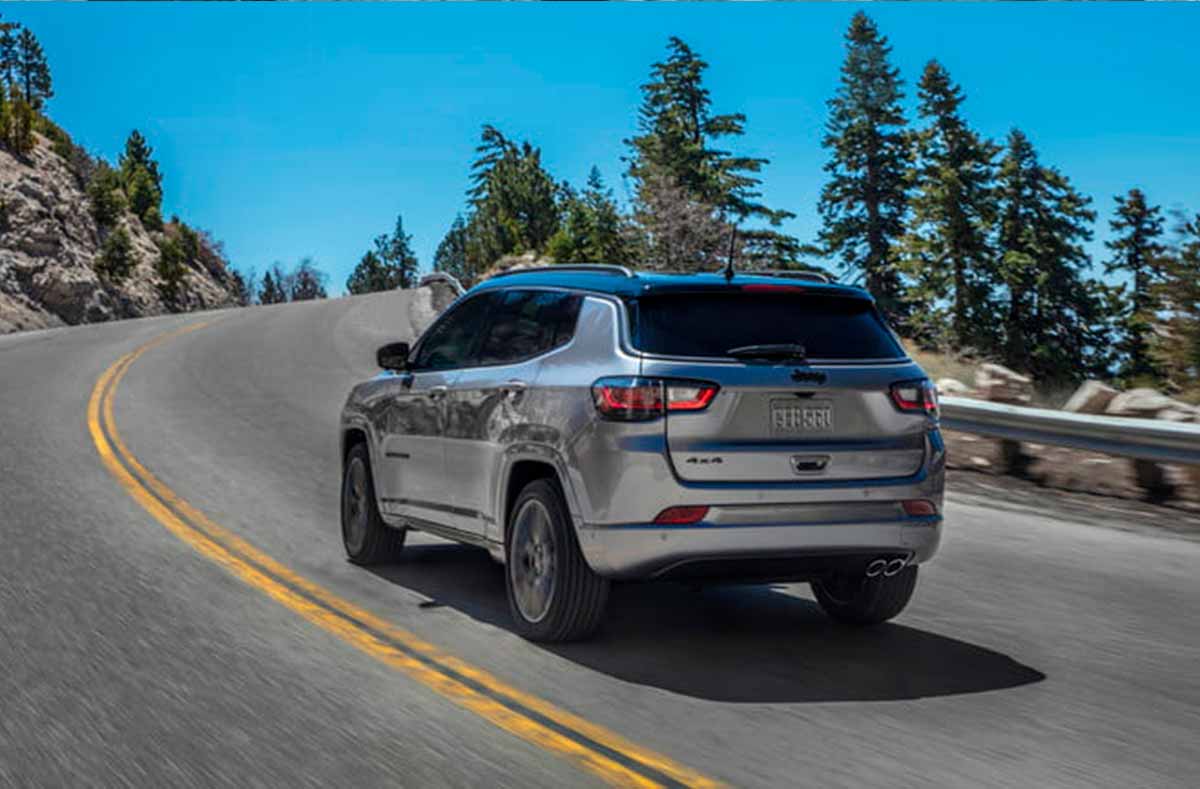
<box><xmin>2</xmin><ymin>291</ymin><xmax>1198</xmax><ymax>788</ymax></box>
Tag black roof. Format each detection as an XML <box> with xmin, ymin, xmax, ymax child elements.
<box><xmin>468</xmin><ymin>267</ymin><xmax>871</xmax><ymax>301</ymax></box>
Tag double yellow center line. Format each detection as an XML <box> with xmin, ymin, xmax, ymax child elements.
<box><xmin>87</xmin><ymin>322</ymin><xmax>719</xmax><ymax>789</ymax></box>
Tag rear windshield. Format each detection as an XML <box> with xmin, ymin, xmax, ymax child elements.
<box><xmin>628</xmin><ymin>292</ymin><xmax>904</xmax><ymax>360</ymax></box>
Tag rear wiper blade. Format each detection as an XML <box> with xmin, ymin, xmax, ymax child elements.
<box><xmin>725</xmin><ymin>343</ymin><xmax>808</xmax><ymax>361</ymax></box>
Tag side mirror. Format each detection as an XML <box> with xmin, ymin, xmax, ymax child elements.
<box><xmin>376</xmin><ymin>341</ymin><xmax>410</xmax><ymax>372</ymax></box>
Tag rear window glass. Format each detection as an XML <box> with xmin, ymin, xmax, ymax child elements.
<box><xmin>628</xmin><ymin>292</ymin><xmax>904</xmax><ymax>360</ymax></box>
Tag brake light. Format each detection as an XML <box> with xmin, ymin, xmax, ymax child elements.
<box><xmin>592</xmin><ymin>378</ymin><xmax>719</xmax><ymax>421</ymax></box>
<box><xmin>890</xmin><ymin>379</ymin><xmax>939</xmax><ymax>418</ymax></box>
<box><xmin>593</xmin><ymin>378</ymin><xmax>663</xmax><ymax>421</ymax></box>
<box><xmin>654</xmin><ymin>506</ymin><xmax>710</xmax><ymax>525</ymax></box>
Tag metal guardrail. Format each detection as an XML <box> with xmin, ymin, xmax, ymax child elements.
<box><xmin>940</xmin><ymin>396</ymin><xmax>1200</xmax><ymax>466</ymax></box>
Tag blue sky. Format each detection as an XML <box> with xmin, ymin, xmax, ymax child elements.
<box><xmin>16</xmin><ymin>2</ymin><xmax>1200</xmax><ymax>294</ymax></box>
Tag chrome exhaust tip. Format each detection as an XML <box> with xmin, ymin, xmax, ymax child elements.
<box><xmin>865</xmin><ymin>559</ymin><xmax>888</xmax><ymax>578</ymax></box>
<box><xmin>883</xmin><ymin>558</ymin><xmax>908</xmax><ymax>577</ymax></box>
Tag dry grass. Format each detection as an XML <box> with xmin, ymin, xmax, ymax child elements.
<box><xmin>902</xmin><ymin>341</ymin><xmax>979</xmax><ymax>387</ymax></box>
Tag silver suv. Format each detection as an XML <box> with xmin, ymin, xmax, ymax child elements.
<box><xmin>340</xmin><ymin>266</ymin><xmax>944</xmax><ymax>641</ymax></box>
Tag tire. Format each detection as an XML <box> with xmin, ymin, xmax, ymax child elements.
<box><xmin>341</xmin><ymin>443</ymin><xmax>406</xmax><ymax>565</ymax></box>
<box><xmin>812</xmin><ymin>565</ymin><xmax>918</xmax><ymax>626</ymax></box>
<box><xmin>505</xmin><ymin>479</ymin><xmax>609</xmax><ymax>642</ymax></box>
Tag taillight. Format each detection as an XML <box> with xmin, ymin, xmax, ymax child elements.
<box><xmin>592</xmin><ymin>378</ymin><xmax>719</xmax><ymax>421</ymax></box>
<box><xmin>592</xmin><ymin>377</ymin><xmax>663</xmax><ymax>421</ymax></box>
<box><xmin>654</xmin><ymin>505</ymin><xmax>710</xmax><ymax>525</ymax></box>
<box><xmin>890</xmin><ymin>379</ymin><xmax>939</xmax><ymax>418</ymax></box>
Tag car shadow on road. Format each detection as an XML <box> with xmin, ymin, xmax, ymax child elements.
<box><xmin>368</xmin><ymin>541</ymin><xmax>1045</xmax><ymax>703</ymax></box>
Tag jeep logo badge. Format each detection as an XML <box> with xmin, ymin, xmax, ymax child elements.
<box><xmin>790</xmin><ymin>369</ymin><xmax>827</xmax><ymax>385</ymax></box>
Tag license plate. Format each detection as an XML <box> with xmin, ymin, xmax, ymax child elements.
<box><xmin>771</xmin><ymin>400</ymin><xmax>833</xmax><ymax>434</ymax></box>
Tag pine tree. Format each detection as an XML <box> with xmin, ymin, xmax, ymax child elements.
<box><xmin>6</xmin><ymin>83</ymin><xmax>33</xmax><ymax>156</ymax></box>
<box><xmin>126</xmin><ymin>166</ymin><xmax>162</xmax><ymax>227</ymax></box>
<box><xmin>1104</xmin><ymin>188</ymin><xmax>1168</xmax><ymax>381</ymax></box>
<box><xmin>15</xmin><ymin>28</ymin><xmax>51</xmax><ymax>110</ymax></box>
<box><xmin>259</xmin><ymin>267</ymin><xmax>287</xmax><ymax>305</ymax></box>
<box><xmin>995</xmin><ymin>129</ymin><xmax>1107</xmax><ymax>383</ymax></box>
<box><xmin>626</xmin><ymin>37</ymin><xmax>795</xmax><ymax>269</ymax></box>
<box><xmin>378</xmin><ymin>213</ymin><xmax>419</xmax><ymax>289</ymax></box>
<box><xmin>1151</xmin><ymin>213</ymin><xmax>1200</xmax><ymax>396</ymax></box>
<box><xmin>229</xmin><ymin>268</ymin><xmax>255</xmax><ymax>307</ymax></box>
<box><xmin>346</xmin><ymin>250</ymin><xmax>389</xmax><ymax>295</ymax></box>
<box><xmin>465</xmin><ymin>125</ymin><xmax>560</xmax><ymax>268</ymax></box>
<box><xmin>901</xmin><ymin>60</ymin><xmax>1001</xmax><ymax>352</ymax></box>
<box><xmin>818</xmin><ymin>12</ymin><xmax>910</xmax><ymax>316</ymax></box>
<box><xmin>548</xmin><ymin>167</ymin><xmax>632</xmax><ymax>264</ymax></box>
<box><xmin>433</xmin><ymin>214</ymin><xmax>471</xmax><ymax>282</ymax></box>
<box><xmin>289</xmin><ymin>258</ymin><xmax>328</xmax><ymax>301</ymax></box>
<box><xmin>0</xmin><ymin>18</ymin><xmax>19</xmax><ymax>90</ymax></box>
<box><xmin>348</xmin><ymin>214</ymin><xmax>419</xmax><ymax>293</ymax></box>
<box><xmin>119</xmin><ymin>130</ymin><xmax>162</xmax><ymax>191</ymax></box>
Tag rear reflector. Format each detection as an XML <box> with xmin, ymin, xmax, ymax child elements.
<box><xmin>654</xmin><ymin>506</ymin><xmax>710</xmax><ymax>525</ymax></box>
<box><xmin>901</xmin><ymin>499</ymin><xmax>938</xmax><ymax>517</ymax></box>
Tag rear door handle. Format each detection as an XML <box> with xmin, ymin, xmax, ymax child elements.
<box><xmin>428</xmin><ymin>385</ymin><xmax>448</xmax><ymax>400</ymax></box>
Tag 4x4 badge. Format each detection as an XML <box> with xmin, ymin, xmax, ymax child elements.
<box><xmin>790</xmin><ymin>369</ymin><xmax>827</xmax><ymax>385</ymax></box>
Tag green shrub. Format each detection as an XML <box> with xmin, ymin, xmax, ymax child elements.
<box><xmin>87</xmin><ymin>164</ymin><xmax>126</xmax><ymax>230</ymax></box>
<box><xmin>5</xmin><ymin>88</ymin><xmax>35</xmax><ymax>157</ymax></box>
<box><xmin>95</xmin><ymin>227</ymin><xmax>136</xmax><ymax>282</ymax></box>
<box><xmin>125</xmin><ymin>165</ymin><xmax>161</xmax><ymax>224</ymax></box>
<box><xmin>143</xmin><ymin>204</ymin><xmax>163</xmax><ymax>232</ymax></box>
<box><xmin>155</xmin><ymin>235</ymin><xmax>187</xmax><ymax>305</ymax></box>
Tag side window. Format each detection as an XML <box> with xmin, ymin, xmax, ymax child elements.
<box><xmin>410</xmin><ymin>294</ymin><xmax>496</xmax><ymax>371</ymax></box>
<box><xmin>477</xmin><ymin>290</ymin><xmax>582</xmax><ymax>366</ymax></box>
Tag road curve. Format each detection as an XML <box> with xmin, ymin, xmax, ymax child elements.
<box><xmin>2</xmin><ymin>291</ymin><xmax>1198</xmax><ymax>787</ymax></box>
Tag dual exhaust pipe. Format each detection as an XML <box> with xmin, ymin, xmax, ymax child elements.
<box><xmin>865</xmin><ymin>556</ymin><xmax>909</xmax><ymax>578</ymax></box>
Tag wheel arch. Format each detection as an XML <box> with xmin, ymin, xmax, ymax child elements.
<box><xmin>494</xmin><ymin>450</ymin><xmax>584</xmax><ymax>563</ymax></box>
<box><xmin>340</xmin><ymin>416</ymin><xmax>378</xmax><ymax>467</ymax></box>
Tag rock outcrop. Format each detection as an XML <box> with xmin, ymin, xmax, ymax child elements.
<box><xmin>1063</xmin><ymin>380</ymin><xmax>1119</xmax><ymax>415</ymax></box>
<box><xmin>974</xmin><ymin>363</ymin><xmax>1033</xmax><ymax>405</ymax></box>
<box><xmin>1106</xmin><ymin>388</ymin><xmax>1199</xmax><ymax>422</ymax></box>
<box><xmin>0</xmin><ymin>133</ymin><xmax>237</xmax><ymax>334</ymax></box>
<box><xmin>936</xmin><ymin>377</ymin><xmax>972</xmax><ymax>396</ymax></box>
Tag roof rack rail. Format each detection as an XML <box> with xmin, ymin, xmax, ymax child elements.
<box><xmin>489</xmin><ymin>264</ymin><xmax>636</xmax><ymax>279</ymax></box>
<box><xmin>746</xmin><ymin>269</ymin><xmax>831</xmax><ymax>284</ymax></box>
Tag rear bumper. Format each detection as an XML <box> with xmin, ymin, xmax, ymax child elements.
<box><xmin>576</xmin><ymin>513</ymin><xmax>942</xmax><ymax>580</ymax></box>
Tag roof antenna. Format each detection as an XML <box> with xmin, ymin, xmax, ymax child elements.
<box><xmin>723</xmin><ymin>222</ymin><xmax>738</xmax><ymax>282</ymax></box>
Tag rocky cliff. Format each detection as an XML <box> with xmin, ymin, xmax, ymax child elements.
<box><xmin>0</xmin><ymin>133</ymin><xmax>237</xmax><ymax>334</ymax></box>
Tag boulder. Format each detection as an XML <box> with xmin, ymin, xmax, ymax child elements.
<box><xmin>1063</xmin><ymin>380</ymin><xmax>1118</xmax><ymax>415</ymax></box>
<box><xmin>936</xmin><ymin>378</ymin><xmax>972</xmax><ymax>396</ymax></box>
<box><xmin>974</xmin><ymin>363</ymin><xmax>1033</xmax><ymax>405</ymax></box>
<box><xmin>1106</xmin><ymin>388</ymin><xmax>1194</xmax><ymax>420</ymax></box>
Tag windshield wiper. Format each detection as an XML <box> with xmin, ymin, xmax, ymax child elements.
<box><xmin>725</xmin><ymin>343</ymin><xmax>808</xmax><ymax>362</ymax></box>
